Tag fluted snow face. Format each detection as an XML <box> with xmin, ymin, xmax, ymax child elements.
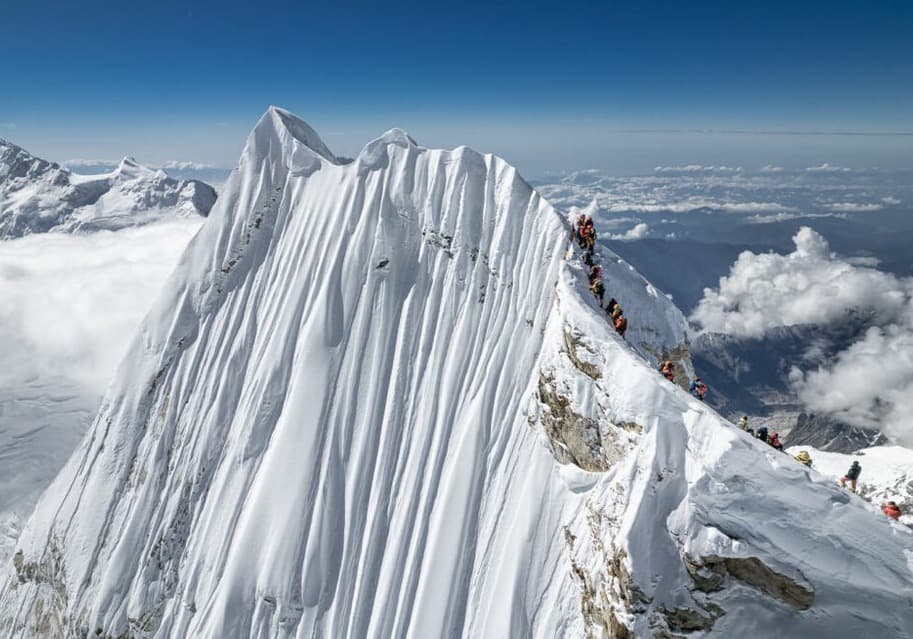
<box><xmin>0</xmin><ymin>109</ymin><xmax>566</xmax><ymax>636</ymax></box>
<box><xmin>4</xmin><ymin>109</ymin><xmax>909</xmax><ymax>639</ymax></box>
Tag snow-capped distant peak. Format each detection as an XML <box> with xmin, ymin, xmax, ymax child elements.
<box><xmin>112</xmin><ymin>155</ymin><xmax>161</xmax><ymax>180</ymax></box>
<box><xmin>0</xmin><ymin>141</ymin><xmax>216</xmax><ymax>237</ymax></box>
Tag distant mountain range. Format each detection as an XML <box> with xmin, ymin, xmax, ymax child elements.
<box><xmin>0</xmin><ymin>139</ymin><xmax>216</xmax><ymax>238</ymax></box>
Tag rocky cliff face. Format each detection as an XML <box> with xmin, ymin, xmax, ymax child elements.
<box><xmin>787</xmin><ymin>412</ymin><xmax>888</xmax><ymax>453</ymax></box>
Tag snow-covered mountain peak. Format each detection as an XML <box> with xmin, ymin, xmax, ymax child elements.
<box><xmin>0</xmin><ymin>141</ymin><xmax>215</xmax><ymax>237</ymax></box>
<box><xmin>245</xmin><ymin>106</ymin><xmax>341</xmax><ymax>173</ymax></box>
<box><xmin>373</xmin><ymin>127</ymin><xmax>419</xmax><ymax>149</ymax></box>
<box><xmin>113</xmin><ymin>156</ymin><xmax>162</xmax><ymax>180</ymax></box>
<box><xmin>2</xmin><ymin>110</ymin><xmax>911</xmax><ymax>638</ymax></box>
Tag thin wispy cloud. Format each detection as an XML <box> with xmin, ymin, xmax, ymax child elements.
<box><xmin>653</xmin><ymin>164</ymin><xmax>743</xmax><ymax>174</ymax></box>
<box><xmin>745</xmin><ymin>212</ymin><xmax>845</xmax><ymax>224</ymax></box>
<box><xmin>806</xmin><ymin>163</ymin><xmax>853</xmax><ymax>173</ymax></box>
<box><xmin>161</xmin><ymin>160</ymin><xmax>221</xmax><ymax>171</ymax></box>
<box><xmin>64</xmin><ymin>158</ymin><xmax>121</xmax><ymax>169</ymax></box>
<box><xmin>826</xmin><ymin>202</ymin><xmax>883</xmax><ymax>213</ymax></box>
<box><xmin>65</xmin><ymin>158</ymin><xmax>226</xmax><ymax>172</ymax></box>
<box><xmin>622</xmin><ymin>128</ymin><xmax>913</xmax><ymax>137</ymax></box>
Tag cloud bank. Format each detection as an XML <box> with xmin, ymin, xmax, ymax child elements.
<box><xmin>65</xmin><ymin>158</ymin><xmax>223</xmax><ymax>172</ymax></box>
<box><xmin>0</xmin><ymin>220</ymin><xmax>202</xmax><ymax>395</ymax></box>
<box><xmin>160</xmin><ymin>160</ymin><xmax>220</xmax><ymax>171</ymax></box>
<box><xmin>64</xmin><ymin>158</ymin><xmax>121</xmax><ymax>169</ymax></box>
<box><xmin>534</xmin><ymin>167</ymin><xmax>908</xmax><ymax>222</ymax></box>
<box><xmin>692</xmin><ymin>227</ymin><xmax>913</xmax><ymax>444</ymax></box>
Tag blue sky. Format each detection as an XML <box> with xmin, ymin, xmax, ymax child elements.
<box><xmin>2</xmin><ymin>0</ymin><xmax>912</xmax><ymax>176</ymax></box>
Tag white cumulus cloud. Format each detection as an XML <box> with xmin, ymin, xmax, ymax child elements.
<box><xmin>760</xmin><ymin>165</ymin><xmax>784</xmax><ymax>173</ymax></box>
<box><xmin>654</xmin><ymin>164</ymin><xmax>743</xmax><ymax>174</ymax></box>
<box><xmin>692</xmin><ymin>226</ymin><xmax>913</xmax><ymax>444</ymax></box>
<box><xmin>691</xmin><ymin>227</ymin><xmax>908</xmax><ymax>337</ymax></box>
<box><xmin>607</xmin><ymin>223</ymin><xmax>650</xmax><ymax>241</ymax></box>
<box><xmin>793</xmin><ymin>319</ymin><xmax>913</xmax><ymax>445</ymax></box>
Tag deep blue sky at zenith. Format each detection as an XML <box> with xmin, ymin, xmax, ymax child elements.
<box><xmin>2</xmin><ymin>0</ymin><xmax>912</xmax><ymax>176</ymax></box>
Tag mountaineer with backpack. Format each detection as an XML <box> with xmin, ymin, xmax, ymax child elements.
<box><xmin>588</xmin><ymin>265</ymin><xmax>605</xmax><ymax>303</ymax></box>
<box><xmin>840</xmin><ymin>461</ymin><xmax>862</xmax><ymax>493</ymax></box>
<box><xmin>590</xmin><ymin>277</ymin><xmax>605</xmax><ymax>304</ymax></box>
<box><xmin>614</xmin><ymin>312</ymin><xmax>628</xmax><ymax>337</ymax></box>
<box><xmin>606</xmin><ymin>298</ymin><xmax>618</xmax><ymax>316</ymax></box>
<box><xmin>689</xmin><ymin>377</ymin><xmax>708</xmax><ymax>401</ymax></box>
<box><xmin>583</xmin><ymin>217</ymin><xmax>596</xmax><ymax>250</ymax></box>
<box><xmin>768</xmin><ymin>432</ymin><xmax>784</xmax><ymax>451</ymax></box>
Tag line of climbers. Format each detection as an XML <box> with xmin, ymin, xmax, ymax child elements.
<box><xmin>574</xmin><ymin>213</ymin><xmax>627</xmax><ymax>337</ymax></box>
<box><xmin>737</xmin><ymin>416</ymin><xmax>783</xmax><ymax>450</ymax></box>
<box><xmin>657</xmin><ymin>360</ymin><xmax>708</xmax><ymax>401</ymax></box>
<box><xmin>735</xmin><ymin>416</ymin><xmax>907</xmax><ymax>523</ymax></box>
<box><xmin>573</xmin><ymin>211</ymin><xmax>907</xmax><ymax>528</ymax></box>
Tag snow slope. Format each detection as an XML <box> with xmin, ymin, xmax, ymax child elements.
<box><xmin>0</xmin><ymin>378</ymin><xmax>95</xmax><ymax>571</ymax></box>
<box><xmin>787</xmin><ymin>445</ymin><xmax>913</xmax><ymax>526</ymax></box>
<box><xmin>1</xmin><ymin>108</ymin><xmax>911</xmax><ymax>638</ymax></box>
<box><xmin>0</xmin><ymin>141</ymin><xmax>216</xmax><ymax>238</ymax></box>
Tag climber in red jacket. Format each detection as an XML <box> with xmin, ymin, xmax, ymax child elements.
<box><xmin>614</xmin><ymin>313</ymin><xmax>627</xmax><ymax>337</ymax></box>
<box><xmin>883</xmin><ymin>501</ymin><xmax>902</xmax><ymax>521</ymax></box>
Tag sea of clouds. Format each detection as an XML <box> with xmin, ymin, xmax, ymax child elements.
<box><xmin>534</xmin><ymin>165</ymin><xmax>908</xmax><ymax>241</ymax></box>
<box><xmin>0</xmin><ymin>219</ymin><xmax>202</xmax><ymax>396</ymax></box>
